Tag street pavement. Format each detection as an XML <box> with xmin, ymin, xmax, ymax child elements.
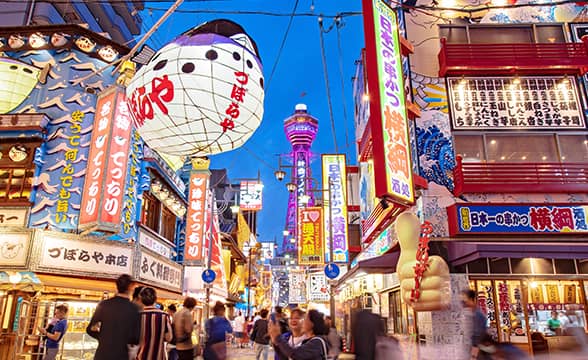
<box><xmin>196</xmin><ymin>345</ymin><xmax>274</xmax><ymax>360</ymax></box>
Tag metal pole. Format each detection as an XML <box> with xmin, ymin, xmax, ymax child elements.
<box><xmin>203</xmin><ymin>190</ymin><xmax>214</xmax><ymax>341</ymax></box>
<box><xmin>328</xmin><ymin>177</ymin><xmax>335</xmax><ymax>321</ymax></box>
<box><xmin>25</xmin><ymin>0</ymin><xmax>35</xmax><ymax>26</ymax></box>
<box><xmin>247</xmin><ymin>250</ymin><xmax>252</xmax><ymax>319</ymax></box>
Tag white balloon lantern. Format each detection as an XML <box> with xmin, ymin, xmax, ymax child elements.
<box><xmin>127</xmin><ymin>19</ymin><xmax>264</xmax><ymax>156</ymax></box>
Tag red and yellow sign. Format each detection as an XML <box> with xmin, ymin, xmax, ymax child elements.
<box><xmin>184</xmin><ymin>172</ymin><xmax>209</xmax><ymax>262</ymax></box>
<box><xmin>79</xmin><ymin>86</ymin><xmax>132</xmax><ymax>233</ymax></box>
<box><xmin>298</xmin><ymin>207</ymin><xmax>325</xmax><ymax>265</ymax></box>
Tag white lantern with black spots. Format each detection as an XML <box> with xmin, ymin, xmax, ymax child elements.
<box><xmin>126</xmin><ymin>19</ymin><xmax>265</xmax><ymax>157</ymax></box>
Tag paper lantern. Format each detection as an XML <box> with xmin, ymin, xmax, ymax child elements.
<box><xmin>126</xmin><ymin>19</ymin><xmax>264</xmax><ymax>157</ymax></box>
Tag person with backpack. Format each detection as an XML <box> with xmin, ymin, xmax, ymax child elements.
<box><xmin>39</xmin><ymin>304</ymin><xmax>68</xmax><ymax>360</ymax></box>
<box><xmin>251</xmin><ymin>309</ymin><xmax>271</xmax><ymax>360</ymax></box>
<box><xmin>203</xmin><ymin>301</ymin><xmax>233</xmax><ymax>360</ymax></box>
<box><xmin>269</xmin><ymin>309</ymin><xmax>329</xmax><ymax>360</ymax></box>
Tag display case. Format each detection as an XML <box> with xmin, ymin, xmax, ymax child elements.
<box><xmin>60</xmin><ymin>301</ymin><xmax>98</xmax><ymax>360</ymax></box>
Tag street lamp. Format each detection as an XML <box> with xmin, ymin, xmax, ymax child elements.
<box><xmin>230</xmin><ymin>204</ymin><xmax>240</xmax><ymax>214</ymax></box>
<box><xmin>282</xmin><ymin>230</ymin><xmax>290</xmax><ymax>236</ymax></box>
<box><xmin>274</xmin><ymin>170</ymin><xmax>287</xmax><ymax>181</ymax></box>
<box><xmin>286</xmin><ymin>182</ymin><xmax>297</xmax><ymax>193</ymax></box>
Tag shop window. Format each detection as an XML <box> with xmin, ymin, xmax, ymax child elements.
<box><xmin>535</xmin><ymin>24</ymin><xmax>566</xmax><ymax>43</ymax></box>
<box><xmin>485</xmin><ymin>135</ymin><xmax>558</xmax><ymax>163</ymax></box>
<box><xmin>389</xmin><ymin>291</ymin><xmax>403</xmax><ymax>334</ymax></box>
<box><xmin>160</xmin><ymin>206</ymin><xmax>176</xmax><ymax>243</ymax></box>
<box><xmin>579</xmin><ymin>260</ymin><xmax>588</xmax><ymax>274</ymax></box>
<box><xmin>554</xmin><ymin>259</ymin><xmax>576</xmax><ymax>274</ymax></box>
<box><xmin>453</xmin><ymin>135</ymin><xmax>484</xmax><ymax>162</ymax></box>
<box><xmin>440</xmin><ymin>24</ymin><xmax>565</xmax><ymax>44</ymax></box>
<box><xmin>511</xmin><ymin>258</ymin><xmax>532</xmax><ymax>274</ymax></box>
<box><xmin>495</xmin><ymin>280</ymin><xmax>528</xmax><ymax>343</ymax></box>
<box><xmin>469</xmin><ymin>26</ymin><xmax>533</xmax><ymax>44</ymax></box>
<box><xmin>532</xmin><ymin>258</ymin><xmax>554</xmax><ymax>274</ymax></box>
<box><xmin>468</xmin><ymin>258</ymin><xmax>488</xmax><ymax>274</ymax></box>
<box><xmin>439</xmin><ymin>26</ymin><xmax>467</xmax><ymax>43</ymax></box>
<box><xmin>0</xmin><ymin>141</ymin><xmax>39</xmax><ymax>204</ymax></box>
<box><xmin>557</xmin><ymin>135</ymin><xmax>588</xmax><ymax>162</ymax></box>
<box><xmin>489</xmin><ymin>258</ymin><xmax>510</xmax><ymax>274</ymax></box>
<box><xmin>141</xmin><ymin>192</ymin><xmax>160</xmax><ymax>233</ymax></box>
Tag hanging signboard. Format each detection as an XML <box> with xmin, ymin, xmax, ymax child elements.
<box><xmin>322</xmin><ymin>154</ymin><xmax>349</xmax><ymax>263</ymax></box>
<box><xmin>448</xmin><ymin>203</ymin><xmax>588</xmax><ymax>235</ymax></box>
<box><xmin>139</xmin><ymin>227</ymin><xmax>173</xmax><ymax>259</ymax></box>
<box><xmin>298</xmin><ymin>207</ymin><xmax>325</xmax><ymax>265</ymax></box>
<box><xmin>308</xmin><ymin>273</ymin><xmax>329</xmax><ymax>302</ymax></box>
<box><xmin>447</xmin><ymin>76</ymin><xmax>585</xmax><ymax>130</ymax></box>
<box><xmin>184</xmin><ymin>172</ymin><xmax>209</xmax><ymax>262</ymax></box>
<box><xmin>239</xmin><ymin>181</ymin><xmax>263</xmax><ymax>211</ymax></box>
<box><xmin>288</xmin><ymin>270</ymin><xmax>307</xmax><ymax>304</ymax></box>
<box><xmin>362</xmin><ymin>0</ymin><xmax>414</xmax><ymax>205</ymax></box>
<box><xmin>79</xmin><ymin>86</ymin><xmax>133</xmax><ymax>233</ymax></box>
<box><xmin>0</xmin><ymin>230</ymin><xmax>32</xmax><ymax>267</ymax></box>
<box><xmin>0</xmin><ymin>207</ymin><xmax>28</xmax><ymax>227</ymax></box>
<box><xmin>138</xmin><ymin>249</ymin><xmax>182</xmax><ymax>291</ymax></box>
<box><xmin>39</xmin><ymin>233</ymin><xmax>132</xmax><ymax>275</ymax></box>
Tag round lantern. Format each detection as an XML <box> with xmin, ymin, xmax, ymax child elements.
<box><xmin>126</xmin><ymin>19</ymin><xmax>264</xmax><ymax>156</ymax></box>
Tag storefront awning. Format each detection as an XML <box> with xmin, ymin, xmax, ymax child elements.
<box><xmin>336</xmin><ymin>251</ymin><xmax>400</xmax><ymax>287</ymax></box>
<box><xmin>449</xmin><ymin>242</ymin><xmax>588</xmax><ymax>266</ymax></box>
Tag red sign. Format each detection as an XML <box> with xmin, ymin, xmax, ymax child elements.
<box><xmin>79</xmin><ymin>86</ymin><xmax>132</xmax><ymax>233</ymax></box>
<box><xmin>184</xmin><ymin>172</ymin><xmax>209</xmax><ymax>262</ymax></box>
<box><xmin>410</xmin><ymin>221</ymin><xmax>432</xmax><ymax>302</ymax></box>
<box><xmin>298</xmin><ymin>207</ymin><xmax>325</xmax><ymax>265</ymax></box>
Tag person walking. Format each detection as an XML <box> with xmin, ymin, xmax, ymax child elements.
<box><xmin>175</xmin><ymin>297</ymin><xmax>197</xmax><ymax>360</ymax></box>
<box><xmin>275</xmin><ymin>306</ymin><xmax>289</xmax><ymax>335</ymax></box>
<box><xmin>166</xmin><ymin>304</ymin><xmax>179</xmax><ymax>360</ymax></box>
<box><xmin>251</xmin><ymin>309</ymin><xmax>271</xmax><ymax>360</ymax></box>
<box><xmin>351</xmin><ymin>309</ymin><xmax>384</xmax><ymax>360</ymax></box>
<box><xmin>204</xmin><ymin>301</ymin><xmax>233</xmax><ymax>360</ymax></box>
<box><xmin>325</xmin><ymin>316</ymin><xmax>341</xmax><ymax>360</ymax></box>
<box><xmin>269</xmin><ymin>309</ymin><xmax>329</xmax><ymax>360</ymax></box>
<box><xmin>462</xmin><ymin>289</ymin><xmax>488</xmax><ymax>360</ymax></box>
<box><xmin>136</xmin><ymin>287</ymin><xmax>173</xmax><ymax>360</ymax></box>
<box><xmin>275</xmin><ymin>308</ymin><xmax>307</xmax><ymax>360</ymax></box>
<box><xmin>39</xmin><ymin>304</ymin><xmax>68</xmax><ymax>360</ymax></box>
<box><xmin>86</xmin><ymin>274</ymin><xmax>141</xmax><ymax>360</ymax></box>
<box><xmin>234</xmin><ymin>311</ymin><xmax>245</xmax><ymax>348</ymax></box>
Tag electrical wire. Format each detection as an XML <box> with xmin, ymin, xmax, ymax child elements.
<box><xmin>318</xmin><ymin>16</ymin><xmax>339</xmax><ymax>154</ymax></box>
<box><xmin>335</xmin><ymin>16</ymin><xmax>351</xmax><ymax>153</ymax></box>
<box><xmin>266</xmin><ymin>0</ymin><xmax>300</xmax><ymax>92</ymax></box>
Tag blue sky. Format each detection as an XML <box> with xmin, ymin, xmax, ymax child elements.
<box><xmin>143</xmin><ymin>0</ymin><xmax>364</xmax><ymax>244</ymax></box>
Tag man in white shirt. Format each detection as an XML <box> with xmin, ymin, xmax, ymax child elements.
<box><xmin>234</xmin><ymin>312</ymin><xmax>246</xmax><ymax>348</ymax></box>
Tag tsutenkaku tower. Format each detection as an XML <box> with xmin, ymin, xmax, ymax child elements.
<box><xmin>282</xmin><ymin>104</ymin><xmax>319</xmax><ymax>254</ymax></box>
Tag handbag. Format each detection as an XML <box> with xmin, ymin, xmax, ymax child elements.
<box><xmin>211</xmin><ymin>341</ymin><xmax>227</xmax><ymax>360</ymax></box>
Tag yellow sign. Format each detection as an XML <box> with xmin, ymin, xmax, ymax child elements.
<box><xmin>530</xmin><ymin>285</ymin><xmax>543</xmax><ymax>303</ymax></box>
<box><xmin>546</xmin><ymin>285</ymin><xmax>560</xmax><ymax>303</ymax></box>
<box><xmin>564</xmin><ymin>285</ymin><xmax>576</xmax><ymax>303</ymax></box>
<box><xmin>298</xmin><ymin>207</ymin><xmax>325</xmax><ymax>265</ymax></box>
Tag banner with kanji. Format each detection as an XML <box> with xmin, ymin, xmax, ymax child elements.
<box><xmin>298</xmin><ymin>207</ymin><xmax>325</xmax><ymax>265</ymax></box>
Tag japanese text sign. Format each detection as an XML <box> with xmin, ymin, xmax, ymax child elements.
<box><xmin>239</xmin><ymin>181</ymin><xmax>263</xmax><ymax>211</ymax></box>
<box><xmin>448</xmin><ymin>203</ymin><xmax>588</xmax><ymax>235</ymax></box>
<box><xmin>307</xmin><ymin>273</ymin><xmax>329</xmax><ymax>302</ymax></box>
<box><xmin>298</xmin><ymin>207</ymin><xmax>325</xmax><ymax>265</ymax></box>
<box><xmin>139</xmin><ymin>250</ymin><xmax>182</xmax><ymax>291</ymax></box>
<box><xmin>362</xmin><ymin>0</ymin><xmax>414</xmax><ymax>205</ymax></box>
<box><xmin>139</xmin><ymin>227</ymin><xmax>173</xmax><ymax>259</ymax></box>
<box><xmin>184</xmin><ymin>172</ymin><xmax>209</xmax><ymax>262</ymax></box>
<box><xmin>79</xmin><ymin>86</ymin><xmax>133</xmax><ymax>233</ymax></box>
<box><xmin>40</xmin><ymin>234</ymin><xmax>132</xmax><ymax>275</ymax></box>
<box><xmin>288</xmin><ymin>270</ymin><xmax>307</xmax><ymax>304</ymax></box>
<box><xmin>322</xmin><ymin>155</ymin><xmax>349</xmax><ymax>263</ymax></box>
<box><xmin>448</xmin><ymin>76</ymin><xmax>585</xmax><ymax>130</ymax></box>
<box><xmin>0</xmin><ymin>207</ymin><xmax>28</xmax><ymax>227</ymax></box>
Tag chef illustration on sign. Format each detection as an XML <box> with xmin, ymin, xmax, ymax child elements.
<box><xmin>396</xmin><ymin>212</ymin><xmax>451</xmax><ymax>311</ymax></box>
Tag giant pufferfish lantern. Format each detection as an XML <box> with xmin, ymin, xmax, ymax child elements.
<box><xmin>126</xmin><ymin>19</ymin><xmax>264</xmax><ymax>156</ymax></box>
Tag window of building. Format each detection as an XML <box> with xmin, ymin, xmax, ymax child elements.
<box><xmin>469</xmin><ymin>26</ymin><xmax>533</xmax><ymax>44</ymax></box>
<box><xmin>440</xmin><ymin>24</ymin><xmax>566</xmax><ymax>44</ymax></box>
<box><xmin>141</xmin><ymin>192</ymin><xmax>160</xmax><ymax>233</ymax></box>
<box><xmin>554</xmin><ymin>259</ymin><xmax>576</xmax><ymax>274</ymax></box>
<box><xmin>489</xmin><ymin>258</ymin><xmax>510</xmax><ymax>274</ymax></box>
<box><xmin>557</xmin><ymin>134</ymin><xmax>588</xmax><ymax>162</ymax></box>
<box><xmin>454</xmin><ymin>135</ymin><xmax>484</xmax><ymax>162</ymax></box>
<box><xmin>160</xmin><ymin>206</ymin><xmax>176</xmax><ymax>243</ymax></box>
<box><xmin>0</xmin><ymin>140</ymin><xmax>39</xmax><ymax>204</ymax></box>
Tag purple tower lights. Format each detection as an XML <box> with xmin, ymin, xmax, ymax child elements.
<box><xmin>282</xmin><ymin>104</ymin><xmax>319</xmax><ymax>255</ymax></box>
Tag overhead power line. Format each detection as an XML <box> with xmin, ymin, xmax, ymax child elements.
<box><xmin>318</xmin><ymin>16</ymin><xmax>339</xmax><ymax>155</ymax></box>
<box><xmin>266</xmin><ymin>0</ymin><xmax>300</xmax><ymax>92</ymax></box>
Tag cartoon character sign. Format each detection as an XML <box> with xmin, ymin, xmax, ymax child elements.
<box><xmin>126</xmin><ymin>19</ymin><xmax>265</xmax><ymax>157</ymax></box>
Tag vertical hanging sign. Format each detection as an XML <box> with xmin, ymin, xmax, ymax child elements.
<box><xmin>362</xmin><ymin>0</ymin><xmax>414</xmax><ymax>205</ymax></box>
<box><xmin>322</xmin><ymin>154</ymin><xmax>349</xmax><ymax>263</ymax></box>
<box><xmin>298</xmin><ymin>207</ymin><xmax>325</xmax><ymax>265</ymax></box>
<box><xmin>79</xmin><ymin>86</ymin><xmax>133</xmax><ymax>233</ymax></box>
<box><xmin>184</xmin><ymin>172</ymin><xmax>209</xmax><ymax>262</ymax></box>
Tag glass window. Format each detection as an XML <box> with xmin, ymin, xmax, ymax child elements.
<box><xmin>469</xmin><ymin>26</ymin><xmax>533</xmax><ymax>44</ymax></box>
<box><xmin>578</xmin><ymin>260</ymin><xmax>588</xmax><ymax>274</ymax></box>
<box><xmin>160</xmin><ymin>206</ymin><xmax>177</xmax><ymax>243</ymax></box>
<box><xmin>554</xmin><ymin>259</ymin><xmax>576</xmax><ymax>274</ymax></box>
<box><xmin>532</xmin><ymin>258</ymin><xmax>554</xmax><ymax>274</ymax></box>
<box><xmin>511</xmin><ymin>258</ymin><xmax>532</xmax><ymax>274</ymax></box>
<box><xmin>558</xmin><ymin>135</ymin><xmax>588</xmax><ymax>162</ymax></box>
<box><xmin>0</xmin><ymin>141</ymin><xmax>39</xmax><ymax>203</ymax></box>
<box><xmin>440</xmin><ymin>26</ymin><xmax>468</xmax><ymax>43</ymax></box>
<box><xmin>485</xmin><ymin>135</ymin><xmax>558</xmax><ymax>163</ymax></box>
<box><xmin>141</xmin><ymin>192</ymin><xmax>160</xmax><ymax>233</ymax></box>
<box><xmin>468</xmin><ymin>258</ymin><xmax>488</xmax><ymax>274</ymax></box>
<box><xmin>535</xmin><ymin>25</ymin><xmax>566</xmax><ymax>43</ymax></box>
<box><xmin>490</xmin><ymin>258</ymin><xmax>510</xmax><ymax>274</ymax></box>
<box><xmin>453</xmin><ymin>135</ymin><xmax>484</xmax><ymax>162</ymax></box>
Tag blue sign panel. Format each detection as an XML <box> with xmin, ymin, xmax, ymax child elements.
<box><xmin>448</xmin><ymin>203</ymin><xmax>588</xmax><ymax>235</ymax></box>
<box><xmin>202</xmin><ymin>268</ymin><xmax>216</xmax><ymax>284</ymax></box>
<box><xmin>324</xmin><ymin>263</ymin><xmax>340</xmax><ymax>279</ymax></box>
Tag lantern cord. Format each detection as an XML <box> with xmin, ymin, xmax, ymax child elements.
<box><xmin>73</xmin><ymin>0</ymin><xmax>185</xmax><ymax>84</ymax></box>
<box><xmin>318</xmin><ymin>17</ymin><xmax>339</xmax><ymax>154</ymax></box>
<box><xmin>266</xmin><ymin>0</ymin><xmax>300</xmax><ymax>91</ymax></box>
<box><xmin>335</xmin><ymin>16</ymin><xmax>351</xmax><ymax>153</ymax></box>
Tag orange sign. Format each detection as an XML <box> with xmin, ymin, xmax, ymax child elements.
<box><xmin>79</xmin><ymin>86</ymin><xmax>132</xmax><ymax>233</ymax></box>
<box><xmin>298</xmin><ymin>207</ymin><xmax>325</xmax><ymax>265</ymax></box>
<box><xmin>184</xmin><ymin>172</ymin><xmax>209</xmax><ymax>262</ymax></box>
